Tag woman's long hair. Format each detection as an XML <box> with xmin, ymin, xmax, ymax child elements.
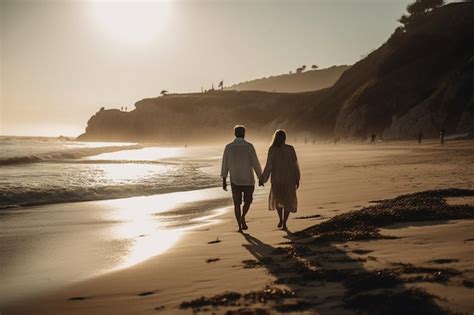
<box><xmin>270</xmin><ymin>129</ymin><xmax>286</xmax><ymax>148</ymax></box>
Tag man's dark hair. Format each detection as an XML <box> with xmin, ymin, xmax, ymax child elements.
<box><xmin>234</xmin><ymin>125</ymin><xmax>246</xmax><ymax>138</ymax></box>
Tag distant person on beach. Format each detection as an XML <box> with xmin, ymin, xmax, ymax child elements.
<box><xmin>370</xmin><ymin>133</ymin><xmax>376</xmax><ymax>144</ymax></box>
<box><xmin>221</xmin><ymin>125</ymin><xmax>263</xmax><ymax>232</ymax></box>
<box><xmin>260</xmin><ymin>129</ymin><xmax>301</xmax><ymax>230</ymax></box>
<box><xmin>418</xmin><ymin>129</ymin><xmax>423</xmax><ymax>144</ymax></box>
<box><xmin>440</xmin><ymin>129</ymin><xmax>445</xmax><ymax>145</ymax></box>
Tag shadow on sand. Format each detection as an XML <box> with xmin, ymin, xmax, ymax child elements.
<box><xmin>180</xmin><ymin>188</ymin><xmax>474</xmax><ymax>314</ymax></box>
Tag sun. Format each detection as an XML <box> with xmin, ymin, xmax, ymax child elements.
<box><xmin>89</xmin><ymin>1</ymin><xmax>172</xmax><ymax>45</ymax></box>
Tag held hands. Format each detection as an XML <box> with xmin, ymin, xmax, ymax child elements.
<box><xmin>258</xmin><ymin>179</ymin><xmax>265</xmax><ymax>187</ymax></box>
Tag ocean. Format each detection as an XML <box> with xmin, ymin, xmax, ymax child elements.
<box><xmin>0</xmin><ymin>137</ymin><xmax>223</xmax><ymax>208</ymax></box>
<box><xmin>0</xmin><ymin>136</ymin><xmax>234</xmax><ymax>306</ymax></box>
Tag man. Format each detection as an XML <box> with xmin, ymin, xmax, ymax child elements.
<box><xmin>221</xmin><ymin>125</ymin><xmax>263</xmax><ymax>232</ymax></box>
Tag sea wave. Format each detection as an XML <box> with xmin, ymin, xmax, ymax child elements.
<box><xmin>0</xmin><ymin>181</ymin><xmax>218</xmax><ymax>209</ymax></box>
<box><xmin>0</xmin><ymin>145</ymin><xmax>142</xmax><ymax>166</ymax></box>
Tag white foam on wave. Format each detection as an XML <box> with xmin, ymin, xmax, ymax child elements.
<box><xmin>0</xmin><ymin>145</ymin><xmax>142</xmax><ymax>166</ymax></box>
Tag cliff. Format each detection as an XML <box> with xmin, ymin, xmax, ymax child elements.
<box><xmin>79</xmin><ymin>2</ymin><xmax>474</xmax><ymax>142</ymax></box>
<box><xmin>226</xmin><ymin>65</ymin><xmax>350</xmax><ymax>93</ymax></box>
<box><xmin>78</xmin><ymin>91</ymin><xmax>326</xmax><ymax>142</ymax></box>
<box><xmin>329</xmin><ymin>2</ymin><xmax>474</xmax><ymax>139</ymax></box>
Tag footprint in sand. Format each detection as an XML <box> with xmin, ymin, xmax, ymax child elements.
<box><xmin>429</xmin><ymin>258</ymin><xmax>459</xmax><ymax>264</ymax></box>
<box><xmin>208</xmin><ymin>238</ymin><xmax>221</xmax><ymax>244</ymax></box>
<box><xmin>68</xmin><ymin>296</ymin><xmax>87</xmax><ymax>301</ymax></box>
<box><xmin>138</xmin><ymin>291</ymin><xmax>155</xmax><ymax>296</ymax></box>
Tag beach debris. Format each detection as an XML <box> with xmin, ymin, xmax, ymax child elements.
<box><xmin>429</xmin><ymin>258</ymin><xmax>459</xmax><ymax>264</ymax></box>
<box><xmin>242</xmin><ymin>259</ymin><xmax>262</xmax><ymax>268</ymax></box>
<box><xmin>294</xmin><ymin>214</ymin><xmax>322</xmax><ymax>220</ymax></box>
<box><xmin>206</xmin><ymin>258</ymin><xmax>220</xmax><ymax>263</ymax></box>
<box><xmin>138</xmin><ymin>291</ymin><xmax>155</xmax><ymax>296</ymax></box>
<box><xmin>393</xmin><ymin>262</ymin><xmax>462</xmax><ymax>283</ymax></box>
<box><xmin>344</xmin><ymin>287</ymin><xmax>449</xmax><ymax>315</ymax></box>
<box><xmin>67</xmin><ymin>296</ymin><xmax>87</xmax><ymax>301</ymax></box>
<box><xmin>208</xmin><ymin>237</ymin><xmax>221</xmax><ymax>244</ymax></box>
<box><xmin>274</xmin><ymin>301</ymin><xmax>313</xmax><ymax>312</ymax></box>
<box><xmin>295</xmin><ymin>188</ymin><xmax>474</xmax><ymax>243</ymax></box>
<box><xmin>243</xmin><ymin>286</ymin><xmax>296</xmax><ymax>303</ymax></box>
<box><xmin>181</xmin><ymin>189</ymin><xmax>474</xmax><ymax>314</ymax></box>
<box><xmin>344</xmin><ymin>270</ymin><xmax>402</xmax><ymax>293</ymax></box>
<box><xmin>226</xmin><ymin>308</ymin><xmax>270</xmax><ymax>315</ymax></box>
<box><xmin>271</xmin><ymin>247</ymin><xmax>288</xmax><ymax>255</ymax></box>
<box><xmin>180</xmin><ymin>292</ymin><xmax>242</xmax><ymax>309</ymax></box>
<box><xmin>351</xmin><ymin>249</ymin><xmax>373</xmax><ymax>255</ymax></box>
<box><xmin>242</xmin><ymin>257</ymin><xmax>274</xmax><ymax>269</ymax></box>
<box><xmin>154</xmin><ymin>305</ymin><xmax>165</xmax><ymax>311</ymax></box>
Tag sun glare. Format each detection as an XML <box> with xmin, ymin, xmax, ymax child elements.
<box><xmin>90</xmin><ymin>1</ymin><xmax>172</xmax><ymax>44</ymax></box>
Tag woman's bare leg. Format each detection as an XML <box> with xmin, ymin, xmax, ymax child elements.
<box><xmin>277</xmin><ymin>207</ymin><xmax>283</xmax><ymax>228</ymax></box>
<box><xmin>282</xmin><ymin>209</ymin><xmax>291</xmax><ymax>230</ymax></box>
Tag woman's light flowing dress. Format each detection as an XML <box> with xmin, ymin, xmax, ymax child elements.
<box><xmin>261</xmin><ymin>144</ymin><xmax>300</xmax><ymax>212</ymax></box>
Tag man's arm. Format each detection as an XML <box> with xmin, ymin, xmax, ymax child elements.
<box><xmin>221</xmin><ymin>146</ymin><xmax>229</xmax><ymax>191</ymax></box>
<box><xmin>222</xmin><ymin>177</ymin><xmax>227</xmax><ymax>191</ymax></box>
<box><xmin>249</xmin><ymin>144</ymin><xmax>262</xmax><ymax>180</ymax></box>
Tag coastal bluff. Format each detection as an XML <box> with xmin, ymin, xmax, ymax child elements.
<box><xmin>78</xmin><ymin>3</ymin><xmax>474</xmax><ymax>142</ymax></box>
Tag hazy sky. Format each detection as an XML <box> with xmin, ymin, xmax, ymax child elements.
<box><xmin>1</xmin><ymin>0</ymin><xmax>413</xmax><ymax>137</ymax></box>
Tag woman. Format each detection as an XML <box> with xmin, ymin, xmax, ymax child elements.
<box><xmin>260</xmin><ymin>129</ymin><xmax>300</xmax><ymax>230</ymax></box>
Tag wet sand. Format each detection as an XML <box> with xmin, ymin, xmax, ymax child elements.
<box><xmin>3</xmin><ymin>139</ymin><xmax>474</xmax><ymax>314</ymax></box>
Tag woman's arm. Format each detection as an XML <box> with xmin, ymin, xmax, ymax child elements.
<box><xmin>293</xmin><ymin>147</ymin><xmax>301</xmax><ymax>188</ymax></box>
<box><xmin>260</xmin><ymin>148</ymin><xmax>272</xmax><ymax>183</ymax></box>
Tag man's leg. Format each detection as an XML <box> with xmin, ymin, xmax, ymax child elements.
<box><xmin>241</xmin><ymin>185</ymin><xmax>255</xmax><ymax>230</ymax></box>
<box><xmin>277</xmin><ymin>207</ymin><xmax>283</xmax><ymax>228</ymax></box>
<box><xmin>231</xmin><ymin>184</ymin><xmax>243</xmax><ymax>231</ymax></box>
<box><xmin>234</xmin><ymin>204</ymin><xmax>242</xmax><ymax>231</ymax></box>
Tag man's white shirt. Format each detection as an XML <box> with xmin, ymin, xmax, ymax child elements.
<box><xmin>221</xmin><ymin>138</ymin><xmax>262</xmax><ymax>186</ymax></box>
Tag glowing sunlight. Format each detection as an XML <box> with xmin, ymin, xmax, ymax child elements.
<box><xmin>89</xmin><ymin>1</ymin><xmax>172</xmax><ymax>44</ymax></box>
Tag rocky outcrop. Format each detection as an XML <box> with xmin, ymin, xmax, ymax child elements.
<box><xmin>78</xmin><ymin>91</ymin><xmax>323</xmax><ymax>142</ymax></box>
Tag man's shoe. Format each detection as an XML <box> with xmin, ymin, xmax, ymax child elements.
<box><xmin>277</xmin><ymin>221</ymin><xmax>283</xmax><ymax>229</ymax></box>
<box><xmin>241</xmin><ymin>221</ymin><xmax>248</xmax><ymax>230</ymax></box>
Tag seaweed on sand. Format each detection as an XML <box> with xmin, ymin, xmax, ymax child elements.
<box><xmin>185</xmin><ymin>189</ymin><xmax>473</xmax><ymax>314</ymax></box>
<box><xmin>344</xmin><ymin>287</ymin><xmax>450</xmax><ymax>315</ymax></box>
<box><xmin>393</xmin><ymin>262</ymin><xmax>463</xmax><ymax>283</ymax></box>
<box><xmin>180</xmin><ymin>287</ymin><xmax>299</xmax><ymax>311</ymax></box>
<box><xmin>243</xmin><ymin>286</ymin><xmax>296</xmax><ymax>303</ymax></box>
<box><xmin>295</xmin><ymin>188</ymin><xmax>474</xmax><ymax>243</ymax></box>
<box><xmin>226</xmin><ymin>308</ymin><xmax>270</xmax><ymax>315</ymax></box>
<box><xmin>180</xmin><ymin>292</ymin><xmax>242</xmax><ymax>309</ymax></box>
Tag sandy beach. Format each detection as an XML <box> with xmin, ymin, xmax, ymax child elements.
<box><xmin>3</xmin><ymin>140</ymin><xmax>474</xmax><ymax>314</ymax></box>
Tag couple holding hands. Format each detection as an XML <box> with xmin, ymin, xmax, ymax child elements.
<box><xmin>221</xmin><ymin>125</ymin><xmax>300</xmax><ymax>232</ymax></box>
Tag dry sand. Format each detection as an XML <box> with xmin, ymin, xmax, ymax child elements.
<box><xmin>4</xmin><ymin>139</ymin><xmax>474</xmax><ymax>314</ymax></box>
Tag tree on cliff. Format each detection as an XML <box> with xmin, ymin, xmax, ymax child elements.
<box><xmin>161</xmin><ymin>90</ymin><xmax>168</xmax><ymax>96</ymax></box>
<box><xmin>398</xmin><ymin>0</ymin><xmax>445</xmax><ymax>27</ymax></box>
<box><xmin>296</xmin><ymin>65</ymin><xmax>306</xmax><ymax>74</ymax></box>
